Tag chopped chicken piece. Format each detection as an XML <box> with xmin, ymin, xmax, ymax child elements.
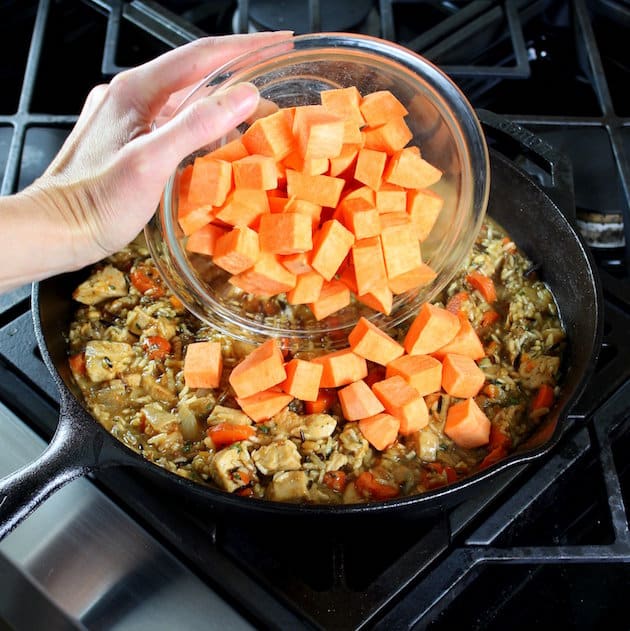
<box><xmin>72</xmin><ymin>265</ymin><xmax>127</xmax><ymax>305</ymax></box>
<box><xmin>141</xmin><ymin>402</ymin><xmax>179</xmax><ymax>433</ymax></box>
<box><xmin>252</xmin><ymin>439</ymin><xmax>301</xmax><ymax>475</ymax></box>
<box><xmin>267</xmin><ymin>471</ymin><xmax>309</xmax><ymax>501</ymax></box>
<box><xmin>207</xmin><ymin>405</ymin><xmax>252</xmax><ymax>426</ymax></box>
<box><xmin>211</xmin><ymin>445</ymin><xmax>254</xmax><ymax>492</ymax></box>
<box><xmin>294</xmin><ymin>414</ymin><xmax>337</xmax><ymax>440</ymax></box>
<box><xmin>84</xmin><ymin>340</ymin><xmax>133</xmax><ymax>382</ymax></box>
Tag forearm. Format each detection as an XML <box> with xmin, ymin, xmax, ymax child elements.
<box><xmin>0</xmin><ymin>186</ymin><xmax>80</xmax><ymax>292</ymax></box>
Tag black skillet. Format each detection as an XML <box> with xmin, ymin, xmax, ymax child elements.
<box><xmin>0</xmin><ymin>113</ymin><xmax>603</xmax><ymax>539</ymax></box>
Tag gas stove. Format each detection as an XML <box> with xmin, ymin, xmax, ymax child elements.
<box><xmin>1</xmin><ymin>1</ymin><xmax>629</xmax><ymax>629</ymax></box>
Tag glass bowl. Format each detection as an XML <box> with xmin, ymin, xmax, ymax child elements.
<box><xmin>145</xmin><ymin>33</ymin><xmax>490</xmax><ymax>351</ymax></box>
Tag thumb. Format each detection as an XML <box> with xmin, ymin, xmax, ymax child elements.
<box><xmin>142</xmin><ymin>82</ymin><xmax>260</xmax><ymax>179</ymax></box>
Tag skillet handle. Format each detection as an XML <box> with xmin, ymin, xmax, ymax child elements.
<box><xmin>0</xmin><ymin>395</ymin><xmax>104</xmax><ymax>541</ymax></box>
<box><xmin>476</xmin><ymin>108</ymin><xmax>576</xmax><ymax>221</ymax></box>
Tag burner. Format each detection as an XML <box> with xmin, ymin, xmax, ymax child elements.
<box><xmin>233</xmin><ymin>0</ymin><xmax>380</xmax><ymax>35</ymax></box>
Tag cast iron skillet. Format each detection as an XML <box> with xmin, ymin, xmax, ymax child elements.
<box><xmin>0</xmin><ymin>116</ymin><xmax>603</xmax><ymax>539</ymax></box>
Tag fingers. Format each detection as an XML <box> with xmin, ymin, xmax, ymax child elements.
<box><xmin>127</xmin><ymin>82</ymin><xmax>260</xmax><ymax>185</ymax></box>
<box><xmin>113</xmin><ymin>32</ymin><xmax>293</xmax><ymax>117</ymax></box>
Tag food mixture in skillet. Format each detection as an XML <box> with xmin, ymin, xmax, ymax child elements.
<box><xmin>67</xmin><ymin>218</ymin><xmax>565</xmax><ymax>503</ymax></box>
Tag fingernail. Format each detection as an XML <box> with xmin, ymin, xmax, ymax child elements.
<box><xmin>222</xmin><ymin>82</ymin><xmax>260</xmax><ymax>118</ymax></box>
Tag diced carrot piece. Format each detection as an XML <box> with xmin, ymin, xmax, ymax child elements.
<box><xmin>359</xmin><ymin>90</ymin><xmax>408</xmax><ymax>127</ymax></box>
<box><xmin>68</xmin><ymin>352</ymin><xmax>87</xmax><ymax>376</ymax></box>
<box><xmin>371</xmin><ymin>375</ymin><xmax>429</xmax><ymax>434</ymax></box>
<box><xmin>531</xmin><ymin>384</ymin><xmax>555</xmax><ymax>411</ymax></box>
<box><xmin>466</xmin><ymin>270</ymin><xmax>497</xmax><ymax>303</ymax></box>
<box><xmin>348</xmin><ymin>316</ymin><xmax>404</xmax><ymax>366</ymax></box>
<box><xmin>445</xmin><ymin>290</ymin><xmax>470</xmax><ymax>315</ymax></box>
<box><xmin>282</xmin><ymin>358</ymin><xmax>324</xmax><ymax>402</ymax></box>
<box><xmin>354</xmin><ymin>470</ymin><xmax>399</xmax><ymax>499</ymax></box>
<box><xmin>388</xmin><ymin>264</ymin><xmax>437</xmax><ymax>294</ymax></box>
<box><xmin>384</xmin><ymin>147</ymin><xmax>443</xmax><ymax>189</ymax></box>
<box><xmin>281</xmin><ymin>251</ymin><xmax>312</xmax><ymax>275</ymax></box>
<box><xmin>305</xmin><ymin>388</ymin><xmax>337</xmax><ymax>414</ymax></box>
<box><xmin>380</xmin><ymin>223</ymin><xmax>423</xmax><ymax>279</ymax></box>
<box><xmin>441</xmin><ymin>353</ymin><xmax>486</xmax><ymax>398</ymax></box>
<box><xmin>207</xmin><ymin>422</ymin><xmax>256</xmax><ymax>449</ymax></box>
<box><xmin>341</xmin><ymin>198</ymin><xmax>381</xmax><ymax>239</ymax></box>
<box><xmin>357</xmin><ymin>282</ymin><xmax>394</xmax><ymax>316</ymax></box>
<box><xmin>363</xmin><ymin>117</ymin><xmax>413</xmax><ymax>154</ymax></box>
<box><xmin>320</xmin><ymin>86</ymin><xmax>365</xmax><ymax>128</ymax></box>
<box><xmin>404</xmin><ymin>303</ymin><xmax>460</xmax><ymax>355</ymax></box>
<box><xmin>142</xmin><ymin>335</ymin><xmax>172</xmax><ymax>360</ymax></box>
<box><xmin>323</xmin><ymin>470</ymin><xmax>348</xmax><ymax>493</ymax></box>
<box><xmin>178</xmin><ymin>205</ymin><xmax>214</xmax><ymax>236</ymax></box>
<box><xmin>286</xmin><ymin>169</ymin><xmax>346</xmax><ymax>208</ymax></box>
<box><xmin>214</xmin><ymin>189</ymin><xmax>270</xmax><ymax>228</ymax></box>
<box><xmin>212</xmin><ymin>225</ymin><xmax>260</xmax><ymax>275</ymax></box>
<box><xmin>308</xmin><ymin>279</ymin><xmax>350</xmax><ymax>320</ymax></box>
<box><xmin>351</xmin><ymin>237</ymin><xmax>387</xmax><ymax>295</ymax></box>
<box><xmin>312</xmin><ymin>348</ymin><xmax>368</xmax><ymax>388</ymax></box>
<box><xmin>358</xmin><ymin>413</ymin><xmax>400</xmax><ymax>450</ymax></box>
<box><xmin>187</xmin><ymin>156</ymin><xmax>233</xmax><ymax>207</ymax></box>
<box><xmin>206</xmin><ymin>137</ymin><xmax>249</xmax><ymax>162</ymax></box>
<box><xmin>242</xmin><ymin>109</ymin><xmax>295</xmax><ymax>160</ymax></box>
<box><xmin>232</xmin><ymin>154</ymin><xmax>278</xmax><ymax>190</ymax></box>
<box><xmin>186</xmin><ymin>223</ymin><xmax>227</xmax><ymax>256</ymax></box>
<box><xmin>385</xmin><ymin>354</ymin><xmax>442</xmax><ymax>397</ymax></box>
<box><xmin>286</xmin><ymin>270</ymin><xmax>324</xmax><ymax>305</ymax></box>
<box><xmin>444</xmin><ymin>398</ymin><xmax>491</xmax><ymax>448</ymax></box>
<box><xmin>310</xmin><ymin>219</ymin><xmax>355</xmax><ymax>281</ymax></box>
<box><xmin>236</xmin><ymin>389</ymin><xmax>294</xmax><ymax>423</ymax></box>
<box><xmin>432</xmin><ymin>312</ymin><xmax>485</xmax><ymax>361</ymax></box>
<box><xmin>228</xmin><ymin>252</ymin><xmax>296</xmax><ymax>297</ymax></box>
<box><xmin>480</xmin><ymin>309</ymin><xmax>500</xmax><ymax>327</ymax></box>
<box><xmin>375</xmin><ymin>184</ymin><xmax>407</xmax><ymax>214</ymax></box>
<box><xmin>258</xmin><ymin>212</ymin><xmax>313</xmax><ymax>255</ymax></box>
<box><xmin>354</xmin><ymin>148</ymin><xmax>387</xmax><ymax>191</ymax></box>
<box><xmin>292</xmin><ymin>105</ymin><xmax>345</xmax><ymax>160</ymax></box>
<box><xmin>338</xmin><ymin>379</ymin><xmax>385</xmax><ymax>420</ymax></box>
<box><xmin>228</xmin><ymin>339</ymin><xmax>286</xmax><ymax>399</ymax></box>
<box><xmin>183</xmin><ymin>341</ymin><xmax>223</xmax><ymax>389</ymax></box>
<box><xmin>407</xmin><ymin>188</ymin><xmax>444</xmax><ymax>241</ymax></box>
<box><xmin>329</xmin><ymin>144</ymin><xmax>360</xmax><ymax>177</ymax></box>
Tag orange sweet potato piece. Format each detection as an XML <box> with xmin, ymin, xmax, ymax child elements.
<box><xmin>441</xmin><ymin>353</ymin><xmax>486</xmax><ymax>398</ymax></box>
<box><xmin>320</xmin><ymin>86</ymin><xmax>366</xmax><ymax>128</ymax></box>
<box><xmin>178</xmin><ymin>205</ymin><xmax>214</xmax><ymax>236</ymax></box>
<box><xmin>228</xmin><ymin>339</ymin><xmax>286</xmax><ymax>399</ymax></box>
<box><xmin>354</xmin><ymin>148</ymin><xmax>387</xmax><ymax>191</ymax></box>
<box><xmin>359</xmin><ymin>90</ymin><xmax>408</xmax><ymax>127</ymax></box>
<box><xmin>348</xmin><ymin>316</ymin><xmax>404</xmax><ymax>366</ymax></box>
<box><xmin>444</xmin><ymin>397</ymin><xmax>491</xmax><ymax>448</ymax></box>
<box><xmin>206</xmin><ymin>137</ymin><xmax>249</xmax><ymax>162</ymax></box>
<box><xmin>236</xmin><ymin>389</ymin><xmax>293</xmax><ymax>423</ymax></box>
<box><xmin>338</xmin><ymin>379</ymin><xmax>385</xmax><ymax>421</ymax></box>
<box><xmin>375</xmin><ymin>184</ymin><xmax>407</xmax><ymax>214</ymax></box>
<box><xmin>432</xmin><ymin>312</ymin><xmax>485</xmax><ymax>361</ymax></box>
<box><xmin>385</xmin><ymin>354</ymin><xmax>442</xmax><ymax>397</ymax></box>
<box><xmin>286</xmin><ymin>270</ymin><xmax>324</xmax><ymax>305</ymax></box>
<box><xmin>329</xmin><ymin>144</ymin><xmax>360</xmax><ymax>177</ymax></box>
<box><xmin>292</xmin><ymin>105</ymin><xmax>345</xmax><ymax>160</ymax></box>
<box><xmin>232</xmin><ymin>154</ymin><xmax>278</xmax><ymax>190</ymax></box>
<box><xmin>358</xmin><ymin>413</ymin><xmax>400</xmax><ymax>451</ymax></box>
<box><xmin>282</xmin><ymin>358</ymin><xmax>324</xmax><ymax>402</ymax></box>
<box><xmin>284</xmin><ymin>197</ymin><xmax>322</xmax><ymax>227</ymax></box>
<box><xmin>310</xmin><ymin>219</ymin><xmax>355</xmax><ymax>281</ymax></box>
<box><xmin>388</xmin><ymin>264</ymin><xmax>437</xmax><ymax>294</ymax></box>
<box><xmin>371</xmin><ymin>375</ymin><xmax>429</xmax><ymax>435</ymax></box>
<box><xmin>214</xmin><ymin>189</ymin><xmax>270</xmax><ymax>228</ymax></box>
<box><xmin>212</xmin><ymin>225</ymin><xmax>260</xmax><ymax>275</ymax></box>
<box><xmin>312</xmin><ymin>348</ymin><xmax>368</xmax><ymax>388</ymax></box>
<box><xmin>258</xmin><ymin>212</ymin><xmax>313</xmax><ymax>255</ymax></box>
<box><xmin>356</xmin><ymin>282</ymin><xmax>394</xmax><ymax>316</ymax></box>
<box><xmin>380</xmin><ymin>223</ymin><xmax>423</xmax><ymax>279</ymax></box>
<box><xmin>281</xmin><ymin>252</ymin><xmax>312</xmax><ymax>275</ymax></box>
<box><xmin>351</xmin><ymin>237</ymin><xmax>387</xmax><ymax>295</ymax></box>
<box><xmin>286</xmin><ymin>169</ymin><xmax>346</xmax><ymax>208</ymax></box>
<box><xmin>242</xmin><ymin>109</ymin><xmax>295</xmax><ymax>160</ymax></box>
<box><xmin>407</xmin><ymin>188</ymin><xmax>444</xmax><ymax>241</ymax></box>
<box><xmin>308</xmin><ymin>280</ymin><xmax>350</xmax><ymax>320</ymax></box>
<box><xmin>404</xmin><ymin>303</ymin><xmax>460</xmax><ymax>355</ymax></box>
<box><xmin>363</xmin><ymin>117</ymin><xmax>413</xmax><ymax>154</ymax></box>
<box><xmin>341</xmin><ymin>198</ymin><xmax>381</xmax><ymax>240</ymax></box>
<box><xmin>384</xmin><ymin>147</ymin><xmax>443</xmax><ymax>189</ymax></box>
<box><xmin>228</xmin><ymin>252</ymin><xmax>296</xmax><ymax>297</ymax></box>
<box><xmin>186</xmin><ymin>223</ymin><xmax>227</xmax><ymax>256</ymax></box>
<box><xmin>283</xmin><ymin>150</ymin><xmax>329</xmax><ymax>176</ymax></box>
<box><xmin>187</xmin><ymin>156</ymin><xmax>232</xmax><ymax>207</ymax></box>
<box><xmin>183</xmin><ymin>341</ymin><xmax>223</xmax><ymax>389</ymax></box>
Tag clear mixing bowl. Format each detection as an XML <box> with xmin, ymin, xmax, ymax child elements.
<box><xmin>145</xmin><ymin>33</ymin><xmax>490</xmax><ymax>351</ymax></box>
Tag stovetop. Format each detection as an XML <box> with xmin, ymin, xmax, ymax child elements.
<box><xmin>1</xmin><ymin>1</ymin><xmax>630</xmax><ymax>629</ymax></box>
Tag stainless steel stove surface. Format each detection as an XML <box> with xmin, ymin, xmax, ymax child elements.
<box><xmin>1</xmin><ymin>1</ymin><xmax>630</xmax><ymax>629</ymax></box>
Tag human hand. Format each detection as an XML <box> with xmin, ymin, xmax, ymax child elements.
<box><xmin>28</xmin><ymin>31</ymin><xmax>292</xmax><ymax>269</ymax></box>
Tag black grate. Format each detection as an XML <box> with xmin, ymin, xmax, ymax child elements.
<box><xmin>1</xmin><ymin>1</ymin><xmax>630</xmax><ymax>629</ymax></box>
